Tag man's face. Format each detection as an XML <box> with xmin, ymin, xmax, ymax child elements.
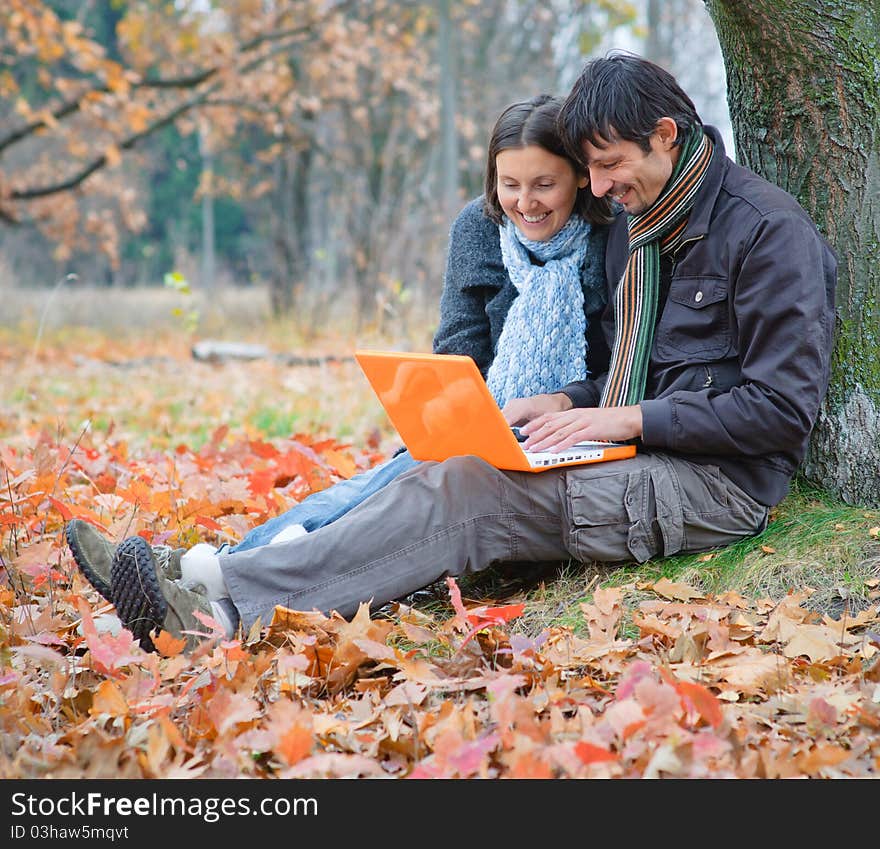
<box><xmin>582</xmin><ymin>119</ymin><xmax>680</xmax><ymax>216</ymax></box>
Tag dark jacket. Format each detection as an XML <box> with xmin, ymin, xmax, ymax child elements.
<box><xmin>432</xmin><ymin>197</ymin><xmax>610</xmax><ymax>378</ymax></box>
<box><xmin>560</xmin><ymin>127</ymin><xmax>837</xmax><ymax>507</ymax></box>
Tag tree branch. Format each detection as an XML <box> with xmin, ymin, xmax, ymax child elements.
<box><xmin>0</xmin><ymin>0</ymin><xmax>358</xmax><ymax>156</ymax></box>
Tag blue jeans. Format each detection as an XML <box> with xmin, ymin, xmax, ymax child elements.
<box><xmin>227</xmin><ymin>450</ymin><xmax>418</xmax><ymax>553</ymax></box>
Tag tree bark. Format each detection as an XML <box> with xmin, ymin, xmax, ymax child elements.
<box><xmin>704</xmin><ymin>0</ymin><xmax>880</xmax><ymax>505</ymax></box>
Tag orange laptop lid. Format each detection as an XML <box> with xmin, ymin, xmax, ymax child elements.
<box><xmin>354</xmin><ymin>350</ymin><xmax>636</xmax><ymax>473</ymax></box>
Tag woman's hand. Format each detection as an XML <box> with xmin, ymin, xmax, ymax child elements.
<box><xmin>520</xmin><ymin>405</ymin><xmax>643</xmax><ymax>451</ymax></box>
<box><xmin>501</xmin><ymin>392</ymin><xmax>573</xmax><ymax>426</ymax></box>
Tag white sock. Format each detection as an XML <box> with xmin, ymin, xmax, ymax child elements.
<box><xmin>180</xmin><ymin>542</ymin><xmax>229</xmax><ymax>601</ymax></box>
<box><xmin>269</xmin><ymin>523</ymin><xmax>308</xmax><ymax>544</ymax></box>
<box><xmin>210</xmin><ymin>599</ymin><xmax>238</xmax><ymax>639</ymax></box>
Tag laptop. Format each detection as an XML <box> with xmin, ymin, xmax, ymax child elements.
<box><xmin>354</xmin><ymin>350</ymin><xmax>636</xmax><ymax>473</ymax></box>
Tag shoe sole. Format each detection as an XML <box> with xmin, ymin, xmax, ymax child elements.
<box><xmin>111</xmin><ymin>536</ymin><xmax>168</xmax><ymax>652</ymax></box>
<box><xmin>65</xmin><ymin>521</ymin><xmax>112</xmax><ymax>601</ymax></box>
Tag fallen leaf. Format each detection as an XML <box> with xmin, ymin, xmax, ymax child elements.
<box><xmin>153</xmin><ymin>630</ymin><xmax>186</xmax><ymax>657</ymax></box>
<box><xmin>574</xmin><ymin>741</ymin><xmax>617</xmax><ymax>764</ymax></box>
<box><xmin>90</xmin><ymin>680</ymin><xmax>128</xmax><ymax>717</ymax></box>
<box><xmin>652</xmin><ymin>578</ymin><xmax>704</xmax><ymax>601</ymax></box>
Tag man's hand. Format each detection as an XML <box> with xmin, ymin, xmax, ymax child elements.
<box><xmin>520</xmin><ymin>405</ymin><xmax>644</xmax><ymax>451</ymax></box>
<box><xmin>502</xmin><ymin>393</ymin><xmax>573</xmax><ymax>426</ymax></box>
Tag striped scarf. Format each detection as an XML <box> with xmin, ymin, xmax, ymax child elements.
<box><xmin>600</xmin><ymin>128</ymin><xmax>713</xmax><ymax>407</ymax></box>
<box><xmin>486</xmin><ymin>214</ymin><xmax>593</xmax><ymax>407</ymax></box>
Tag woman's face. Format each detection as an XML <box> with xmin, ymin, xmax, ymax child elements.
<box><xmin>496</xmin><ymin>145</ymin><xmax>587</xmax><ymax>241</ymax></box>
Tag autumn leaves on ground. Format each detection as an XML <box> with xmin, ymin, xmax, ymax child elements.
<box><xmin>2</xmin><ymin>324</ymin><xmax>880</xmax><ymax>779</ymax></box>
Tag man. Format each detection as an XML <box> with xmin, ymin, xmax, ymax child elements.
<box><xmin>68</xmin><ymin>53</ymin><xmax>837</xmax><ymax>651</ymax></box>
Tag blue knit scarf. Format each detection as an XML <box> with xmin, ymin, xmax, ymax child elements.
<box><xmin>486</xmin><ymin>214</ymin><xmax>592</xmax><ymax>407</ymax></box>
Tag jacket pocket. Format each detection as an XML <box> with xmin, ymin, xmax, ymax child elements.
<box><xmin>655</xmin><ymin>276</ymin><xmax>732</xmax><ymax>360</ymax></box>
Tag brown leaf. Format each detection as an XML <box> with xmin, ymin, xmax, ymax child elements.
<box><xmin>651</xmin><ymin>577</ymin><xmax>705</xmax><ymax>602</ymax></box>
<box><xmin>797</xmin><ymin>744</ymin><xmax>851</xmax><ymax>774</ymax></box>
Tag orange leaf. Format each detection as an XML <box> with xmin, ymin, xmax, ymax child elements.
<box><xmin>0</xmin><ymin>513</ymin><xmax>24</xmax><ymax>527</ymax></box>
<box><xmin>248</xmin><ymin>468</ymin><xmax>277</xmax><ymax>496</ymax></box>
<box><xmin>276</xmin><ymin>724</ymin><xmax>313</xmax><ymax>766</ymax></box>
<box><xmin>321</xmin><ymin>448</ymin><xmax>357</xmax><ymax>479</ymax></box>
<box><xmin>575</xmin><ymin>741</ymin><xmax>618</xmax><ymax>764</ymax></box>
<box><xmin>90</xmin><ymin>680</ymin><xmax>129</xmax><ymax>717</ymax></box>
<box><xmin>676</xmin><ymin>681</ymin><xmax>724</xmax><ymax>729</ymax></box>
<box><xmin>153</xmin><ymin>629</ymin><xmax>186</xmax><ymax>658</ymax></box>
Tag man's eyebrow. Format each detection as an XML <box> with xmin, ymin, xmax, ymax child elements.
<box><xmin>583</xmin><ymin>150</ymin><xmax>615</xmax><ymax>165</ymax></box>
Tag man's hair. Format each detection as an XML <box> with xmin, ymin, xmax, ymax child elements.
<box><xmin>483</xmin><ymin>94</ymin><xmax>611</xmax><ymax>226</ymax></box>
<box><xmin>559</xmin><ymin>51</ymin><xmax>702</xmax><ymax>163</ymax></box>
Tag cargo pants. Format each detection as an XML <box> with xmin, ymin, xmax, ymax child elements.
<box><xmin>219</xmin><ymin>452</ymin><xmax>769</xmax><ymax>630</ymax></box>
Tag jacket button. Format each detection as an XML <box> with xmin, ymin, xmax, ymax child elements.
<box><xmin>695</xmin><ymin>291</ymin><xmax>704</xmax><ymax>303</ymax></box>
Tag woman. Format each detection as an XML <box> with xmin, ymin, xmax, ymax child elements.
<box><xmin>223</xmin><ymin>93</ymin><xmax>611</xmax><ymax>551</ymax></box>
<box><xmin>66</xmin><ymin>95</ymin><xmax>612</xmax><ymax>642</ymax></box>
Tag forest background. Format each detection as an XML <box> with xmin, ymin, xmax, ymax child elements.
<box><xmin>1</xmin><ymin>0</ymin><xmax>731</xmax><ymax>327</ymax></box>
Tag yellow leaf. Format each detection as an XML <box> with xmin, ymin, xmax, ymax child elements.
<box><xmin>105</xmin><ymin>145</ymin><xmax>121</xmax><ymax>167</ymax></box>
<box><xmin>761</xmin><ymin>545</ymin><xmax>776</xmax><ymax>554</ymax></box>
<box><xmin>869</xmin><ymin>527</ymin><xmax>879</xmax><ymax>538</ymax></box>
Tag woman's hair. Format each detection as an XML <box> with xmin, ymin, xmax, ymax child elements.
<box><xmin>559</xmin><ymin>51</ymin><xmax>702</xmax><ymax>163</ymax></box>
<box><xmin>483</xmin><ymin>94</ymin><xmax>612</xmax><ymax>226</ymax></box>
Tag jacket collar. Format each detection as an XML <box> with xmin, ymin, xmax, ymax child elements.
<box><xmin>680</xmin><ymin>124</ymin><xmax>728</xmax><ymax>243</ymax></box>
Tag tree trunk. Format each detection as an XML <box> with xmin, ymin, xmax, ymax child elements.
<box><xmin>704</xmin><ymin>0</ymin><xmax>880</xmax><ymax>505</ymax></box>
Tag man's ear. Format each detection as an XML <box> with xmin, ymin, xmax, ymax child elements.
<box><xmin>654</xmin><ymin>117</ymin><xmax>679</xmax><ymax>150</ymax></box>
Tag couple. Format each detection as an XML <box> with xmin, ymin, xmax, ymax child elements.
<box><xmin>67</xmin><ymin>52</ymin><xmax>837</xmax><ymax>652</ymax></box>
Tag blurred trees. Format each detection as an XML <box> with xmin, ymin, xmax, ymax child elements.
<box><xmin>0</xmin><ymin>0</ymin><xmax>645</xmax><ymax>324</ymax></box>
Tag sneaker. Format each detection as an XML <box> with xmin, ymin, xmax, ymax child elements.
<box><xmin>65</xmin><ymin>519</ymin><xmax>115</xmax><ymax>600</ymax></box>
<box><xmin>110</xmin><ymin>536</ymin><xmax>212</xmax><ymax>652</ymax></box>
<box><xmin>65</xmin><ymin>519</ymin><xmax>184</xmax><ymax>602</ymax></box>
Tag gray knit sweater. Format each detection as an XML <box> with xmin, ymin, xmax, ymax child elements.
<box><xmin>432</xmin><ymin>196</ymin><xmax>610</xmax><ymax>378</ymax></box>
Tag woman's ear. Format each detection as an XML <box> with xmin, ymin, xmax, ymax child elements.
<box><xmin>577</xmin><ymin>174</ymin><xmax>589</xmax><ymax>189</ymax></box>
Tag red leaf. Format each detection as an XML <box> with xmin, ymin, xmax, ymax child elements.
<box><xmin>195</xmin><ymin>515</ymin><xmax>223</xmax><ymax>531</ymax></box>
<box><xmin>575</xmin><ymin>741</ymin><xmax>618</xmax><ymax>764</ymax></box>
<box><xmin>248</xmin><ymin>468</ymin><xmax>277</xmax><ymax>496</ymax></box>
<box><xmin>48</xmin><ymin>496</ymin><xmax>73</xmax><ymax>521</ymax></box>
<box><xmin>0</xmin><ymin>513</ymin><xmax>24</xmax><ymax>527</ymax></box>
<box><xmin>477</xmin><ymin>603</ymin><xmax>525</xmax><ymax>626</ymax></box>
<box><xmin>249</xmin><ymin>440</ymin><xmax>280</xmax><ymax>459</ymax></box>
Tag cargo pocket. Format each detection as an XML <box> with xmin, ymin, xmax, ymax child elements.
<box><xmin>565</xmin><ymin>468</ymin><xmax>661</xmax><ymax>564</ymax></box>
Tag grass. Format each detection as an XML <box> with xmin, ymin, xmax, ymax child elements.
<box><xmin>433</xmin><ymin>477</ymin><xmax>880</xmax><ymax>639</ymax></box>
